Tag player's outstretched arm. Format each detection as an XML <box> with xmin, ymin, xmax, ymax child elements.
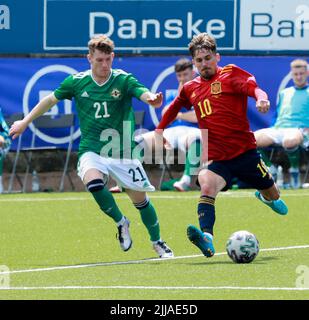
<box><xmin>140</xmin><ymin>92</ymin><xmax>163</xmax><ymax>108</ymax></box>
<box><xmin>254</xmin><ymin>88</ymin><xmax>270</xmax><ymax>113</ymax></box>
<box><xmin>161</xmin><ymin>105</ymin><xmax>197</xmax><ymax>124</ymax></box>
<box><xmin>9</xmin><ymin>93</ymin><xmax>59</xmax><ymax>140</ymax></box>
<box><xmin>176</xmin><ymin>110</ymin><xmax>197</xmax><ymax>123</ymax></box>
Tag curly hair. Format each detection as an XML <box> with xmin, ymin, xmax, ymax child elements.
<box><xmin>188</xmin><ymin>33</ymin><xmax>217</xmax><ymax>57</ymax></box>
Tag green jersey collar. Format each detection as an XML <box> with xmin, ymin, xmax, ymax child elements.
<box><xmin>90</xmin><ymin>69</ymin><xmax>112</xmax><ymax>87</ymax></box>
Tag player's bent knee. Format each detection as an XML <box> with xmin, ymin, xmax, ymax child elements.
<box><xmin>200</xmin><ymin>183</ymin><xmax>217</xmax><ymax>197</ymax></box>
<box><xmin>282</xmin><ymin>140</ymin><xmax>301</xmax><ymax>150</ymax></box>
<box><xmin>254</xmin><ymin>130</ymin><xmax>275</xmax><ymax>147</ymax></box>
<box><xmin>86</xmin><ymin>179</ymin><xmax>106</xmax><ymax>193</ymax></box>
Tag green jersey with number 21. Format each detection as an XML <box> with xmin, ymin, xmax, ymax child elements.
<box><xmin>54</xmin><ymin>69</ymin><xmax>149</xmax><ymax>158</ymax></box>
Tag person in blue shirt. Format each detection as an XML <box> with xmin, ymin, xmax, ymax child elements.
<box><xmin>255</xmin><ymin>59</ymin><xmax>309</xmax><ymax>188</ymax></box>
<box><xmin>0</xmin><ymin>107</ymin><xmax>11</xmax><ymax>193</ymax></box>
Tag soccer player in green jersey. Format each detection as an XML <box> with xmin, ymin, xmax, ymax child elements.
<box><xmin>9</xmin><ymin>35</ymin><xmax>174</xmax><ymax>258</ymax></box>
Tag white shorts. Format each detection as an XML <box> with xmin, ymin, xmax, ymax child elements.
<box><xmin>260</xmin><ymin>128</ymin><xmax>303</xmax><ymax>145</ymax></box>
<box><xmin>77</xmin><ymin>152</ymin><xmax>155</xmax><ymax>192</ymax></box>
<box><xmin>163</xmin><ymin>126</ymin><xmax>201</xmax><ymax>153</ymax></box>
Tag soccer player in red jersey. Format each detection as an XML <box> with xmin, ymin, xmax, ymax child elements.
<box><xmin>156</xmin><ymin>33</ymin><xmax>288</xmax><ymax>258</ymax></box>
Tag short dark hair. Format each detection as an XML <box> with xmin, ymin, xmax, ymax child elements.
<box><xmin>88</xmin><ymin>34</ymin><xmax>115</xmax><ymax>54</ymax></box>
<box><xmin>174</xmin><ymin>58</ymin><xmax>193</xmax><ymax>73</ymax></box>
<box><xmin>188</xmin><ymin>33</ymin><xmax>217</xmax><ymax>58</ymax></box>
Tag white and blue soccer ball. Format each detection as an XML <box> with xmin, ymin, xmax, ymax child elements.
<box><xmin>226</xmin><ymin>230</ymin><xmax>259</xmax><ymax>263</ymax></box>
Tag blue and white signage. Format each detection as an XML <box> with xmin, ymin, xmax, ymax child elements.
<box><xmin>0</xmin><ymin>56</ymin><xmax>305</xmax><ymax>150</ymax></box>
<box><xmin>1</xmin><ymin>0</ymin><xmax>308</xmax><ymax>54</ymax></box>
<box><xmin>44</xmin><ymin>0</ymin><xmax>236</xmax><ymax>53</ymax></box>
<box><xmin>240</xmin><ymin>0</ymin><xmax>309</xmax><ymax>51</ymax></box>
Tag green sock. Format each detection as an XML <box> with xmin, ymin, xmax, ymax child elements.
<box><xmin>91</xmin><ymin>187</ymin><xmax>123</xmax><ymax>223</ymax></box>
<box><xmin>184</xmin><ymin>139</ymin><xmax>201</xmax><ymax>176</ymax></box>
<box><xmin>258</xmin><ymin>149</ymin><xmax>272</xmax><ymax>167</ymax></box>
<box><xmin>135</xmin><ymin>199</ymin><xmax>160</xmax><ymax>242</ymax></box>
<box><xmin>286</xmin><ymin>148</ymin><xmax>300</xmax><ymax>169</ymax></box>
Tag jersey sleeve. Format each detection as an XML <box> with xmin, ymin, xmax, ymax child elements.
<box><xmin>176</xmin><ymin>85</ymin><xmax>193</xmax><ymax>110</ymax></box>
<box><xmin>54</xmin><ymin>75</ymin><xmax>75</xmax><ymax>101</ymax></box>
<box><xmin>228</xmin><ymin>65</ymin><xmax>258</xmax><ymax>97</ymax></box>
<box><xmin>157</xmin><ymin>86</ymin><xmax>191</xmax><ymax>129</ymax></box>
<box><xmin>126</xmin><ymin>74</ymin><xmax>149</xmax><ymax>99</ymax></box>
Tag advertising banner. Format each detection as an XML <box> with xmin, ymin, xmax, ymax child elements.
<box><xmin>1</xmin><ymin>0</ymin><xmax>308</xmax><ymax>54</ymax></box>
<box><xmin>0</xmin><ymin>56</ymin><xmax>302</xmax><ymax>150</ymax></box>
<box><xmin>240</xmin><ymin>0</ymin><xmax>309</xmax><ymax>51</ymax></box>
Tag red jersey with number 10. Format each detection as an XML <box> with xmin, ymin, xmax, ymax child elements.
<box><xmin>158</xmin><ymin>64</ymin><xmax>259</xmax><ymax>161</ymax></box>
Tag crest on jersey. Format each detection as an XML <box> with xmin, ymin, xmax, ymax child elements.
<box><xmin>211</xmin><ymin>81</ymin><xmax>222</xmax><ymax>95</ymax></box>
<box><xmin>111</xmin><ymin>89</ymin><xmax>121</xmax><ymax>99</ymax></box>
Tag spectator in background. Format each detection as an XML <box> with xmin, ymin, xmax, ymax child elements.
<box><xmin>0</xmin><ymin>107</ymin><xmax>11</xmax><ymax>193</ymax></box>
<box><xmin>140</xmin><ymin>58</ymin><xmax>201</xmax><ymax>192</ymax></box>
<box><xmin>255</xmin><ymin>59</ymin><xmax>309</xmax><ymax>188</ymax></box>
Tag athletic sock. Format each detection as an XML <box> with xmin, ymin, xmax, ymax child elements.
<box><xmin>198</xmin><ymin>195</ymin><xmax>216</xmax><ymax>235</ymax></box>
<box><xmin>134</xmin><ymin>198</ymin><xmax>160</xmax><ymax>242</ymax></box>
<box><xmin>152</xmin><ymin>239</ymin><xmax>162</xmax><ymax>244</ymax></box>
<box><xmin>286</xmin><ymin>148</ymin><xmax>300</xmax><ymax>170</ymax></box>
<box><xmin>90</xmin><ymin>186</ymin><xmax>124</xmax><ymax>223</ymax></box>
<box><xmin>116</xmin><ymin>216</ymin><xmax>126</xmax><ymax>227</ymax></box>
<box><xmin>179</xmin><ymin>174</ymin><xmax>191</xmax><ymax>186</ymax></box>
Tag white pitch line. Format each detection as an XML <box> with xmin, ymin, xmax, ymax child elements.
<box><xmin>0</xmin><ymin>197</ymin><xmax>88</xmax><ymax>202</ymax></box>
<box><xmin>0</xmin><ymin>191</ymin><xmax>309</xmax><ymax>202</ymax></box>
<box><xmin>1</xmin><ymin>244</ymin><xmax>309</xmax><ymax>276</ymax></box>
<box><xmin>0</xmin><ymin>285</ymin><xmax>308</xmax><ymax>291</ymax></box>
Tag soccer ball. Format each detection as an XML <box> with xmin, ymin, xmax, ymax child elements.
<box><xmin>226</xmin><ymin>230</ymin><xmax>259</xmax><ymax>263</ymax></box>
